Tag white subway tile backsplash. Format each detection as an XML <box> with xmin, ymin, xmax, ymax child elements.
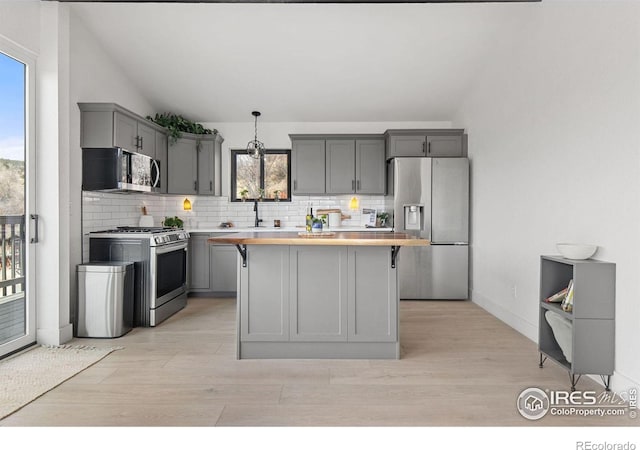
<box><xmin>82</xmin><ymin>191</ymin><xmax>390</xmax><ymax>234</ymax></box>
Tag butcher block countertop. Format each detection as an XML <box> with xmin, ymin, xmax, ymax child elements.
<box><xmin>207</xmin><ymin>231</ymin><xmax>430</xmax><ymax>246</ymax></box>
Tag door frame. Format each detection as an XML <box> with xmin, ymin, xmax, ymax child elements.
<box><xmin>0</xmin><ymin>35</ymin><xmax>37</xmax><ymax>357</ymax></box>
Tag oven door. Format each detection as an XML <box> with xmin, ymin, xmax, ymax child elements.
<box><xmin>150</xmin><ymin>241</ymin><xmax>188</xmax><ymax>309</ymax></box>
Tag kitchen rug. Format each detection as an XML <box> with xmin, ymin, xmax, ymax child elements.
<box><xmin>0</xmin><ymin>344</ymin><xmax>122</xmax><ymax>420</ymax></box>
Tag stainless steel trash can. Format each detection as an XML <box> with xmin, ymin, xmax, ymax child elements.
<box><xmin>77</xmin><ymin>262</ymin><xmax>134</xmax><ymax>338</ymax></box>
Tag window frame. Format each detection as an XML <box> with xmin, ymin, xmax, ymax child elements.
<box><xmin>230</xmin><ymin>149</ymin><xmax>292</xmax><ymax>202</ymax></box>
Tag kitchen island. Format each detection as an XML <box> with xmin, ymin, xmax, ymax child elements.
<box><xmin>208</xmin><ymin>232</ymin><xmax>429</xmax><ymax>359</ymax></box>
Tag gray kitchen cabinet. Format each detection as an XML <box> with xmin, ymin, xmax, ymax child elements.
<box><xmin>289</xmin><ymin>246</ymin><xmax>348</xmax><ymax>341</ymax></box>
<box><xmin>348</xmin><ymin>246</ymin><xmax>397</xmax><ymax>342</ymax></box>
<box><xmin>292</xmin><ymin>135</ymin><xmax>385</xmax><ymax>195</ymax></box>
<box><xmin>197</xmin><ymin>139</ymin><xmax>215</xmax><ymax>195</ymax></box>
<box><xmin>292</xmin><ymin>139</ymin><xmax>326</xmax><ymax>194</ymax></box>
<box><xmin>538</xmin><ymin>255</ymin><xmax>616</xmax><ymax>391</ymax></box>
<box><xmin>240</xmin><ymin>245</ymin><xmax>290</xmax><ymax>342</ymax></box>
<box><xmin>385</xmin><ymin>129</ymin><xmax>467</xmax><ymax>159</ymax></box>
<box><xmin>168</xmin><ymin>137</ymin><xmax>198</xmax><ymax>194</ymax></box>
<box><xmin>188</xmin><ymin>233</ymin><xmax>238</xmax><ymax>296</ymax></box>
<box><xmin>155</xmin><ymin>131</ymin><xmax>168</xmax><ymax>194</ymax></box>
<box><xmin>79</xmin><ymin>103</ymin><xmax>161</xmax><ymax>157</ymax></box>
<box><xmin>355</xmin><ymin>139</ymin><xmax>386</xmax><ymax>194</ymax></box>
<box><xmin>169</xmin><ymin>134</ymin><xmax>222</xmax><ymax>196</ymax></box>
<box><xmin>325</xmin><ymin>140</ymin><xmax>356</xmax><ymax>194</ymax></box>
<box><xmin>189</xmin><ymin>234</ymin><xmax>212</xmax><ymax>291</ymax></box>
<box><xmin>210</xmin><ymin>244</ymin><xmax>238</xmax><ymax>293</ymax></box>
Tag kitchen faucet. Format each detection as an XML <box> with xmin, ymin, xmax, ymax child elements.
<box><xmin>253</xmin><ymin>200</ymin><xmax>263</xmax><ymax>227</ymax></box>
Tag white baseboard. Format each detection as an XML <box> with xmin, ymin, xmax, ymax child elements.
<box><xmin>470</xmin><ymin>289</ymin><xmax>537</xmax><ymax>343</ymax></box>
<box><xmin>36</xmin><ymin>323</ymin><xmax>73</xmax><ymax>346</ymax></box>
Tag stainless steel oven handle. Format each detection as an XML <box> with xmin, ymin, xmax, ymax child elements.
<box><xmin>153</xmin><ymin>241</ymin><xmax>188</xmax><ymax>255</ymax></box>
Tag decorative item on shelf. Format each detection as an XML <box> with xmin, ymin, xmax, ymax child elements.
<box><xmin>239</xmin><ymin>188</ymin><xmax>249</xmax><ymax>202</ymax></box>
<box><xmin>183</xmin><ymin>198</ymin><xmax>192</xmax><ymax>211</ymax></box>
<box><xmin>257</xmin><ymin>188</ymin><xmax>265</xmax><ymax>201</ymax></box>
<box><xmin>145</xmin><ymin>112</ymin><xmax>217</xmax><ymax>144</ymax></box>
<box><xmin>376</xmin><ymin>212</ymin><xmax>389</xmax><ymax>228</ymax></box>
<box><xmin>163</xmin><ymin>216</ymin><xmax>184</xmax><ymax>229</ymax></box>
<box><xmin>247</xmin><ymin>111</ymin><xmax>265</xmax><ymax>159</ymax></box>
<box><xmin>561</xmin><ymin>279</ymin><xmax>574</xmax><ymax>312</ymax></box>
<box><xmin>273</xmin><ymin>190</ymin><xmax>281</xmax><ymax>202</ymax></box>
<box><xmin>556</xmin><ymin>243</ymin><xmax>597</xmax><ymax>260</ymax></box>
<box><xmin>349</xmin><ymin>196</ymin><xmax>359</xmax><ymax>210</ymax></box>
<box><xmin>311</xmin><ymin>218</ymin><xmax>324</xmax><ymax>233</ymax></box>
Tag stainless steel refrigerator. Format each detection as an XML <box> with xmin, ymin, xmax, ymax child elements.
<box><xmin>387</xmin><ymin>157</ymin><xmax>469</xmax><ymax>300</ymax></box>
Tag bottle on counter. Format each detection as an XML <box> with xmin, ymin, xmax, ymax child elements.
<box><xmin>305</xmin><ymin>203</ymin><xmax>313</xmax><ymax>232</ymax></box>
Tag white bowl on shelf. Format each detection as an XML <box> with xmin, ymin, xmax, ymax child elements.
<box><xmin>556</xmin><ymin>243</ymin><xmax>597</xmax><ymax>260</ymax></box>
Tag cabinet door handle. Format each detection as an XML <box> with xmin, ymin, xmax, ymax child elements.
<box><xmin>352</xmin><ymin>180</ymin><xmax>355</xmax><ymax>190</ymax></box>
<box><xmin>294</xmin><ymin>180</ymin><xmax>297</xmax><ymax>190</ymax></box>
<box><xmin>194</xmin><ymin>181</ymin><xmax>197</xmax><ymax>191</ymax></box>
<box><xmin>140</xmin><ymin>136</ymin><xmax>143</xmax><ymax>149</ymax></box>
<box><xmin>422</xmin><ymin>141</ymin><xmax>426</xmax><ymax>153</ymax></box>
<box><xmin>30</xmin><ymin>214</ymin><xmax>39</xmax><ymax>244</ymax></box>
<box><xmin>357</xmin><ymin>180</ymin><xmax>360</xmax><ymax>190</ymax></box>
<box><xmin>427</xmin><ymin>141</ymin><xmax>431</xmax><ymax>154</ymax></box>
<box><xmin>210</xmin><ymin>180</ymin><xmax>213</xmax><ymax>191</ymax></box>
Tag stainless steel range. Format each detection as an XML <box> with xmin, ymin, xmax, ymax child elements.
<box><xmin>89</xmin><ymin>227</ymin><xmax>190</xmax><ymax>326</ymax></box>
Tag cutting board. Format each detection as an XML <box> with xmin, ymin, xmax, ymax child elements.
<box><xmin>316</xmin><ymin>209</ymin><xmax>351</xmax><ymax>220</ymax></box>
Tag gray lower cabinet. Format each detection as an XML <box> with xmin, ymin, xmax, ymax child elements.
<box><xmin>239</xmin><ymin>245</ymin><xmax>397</xmax><ymax>356</ymax></box>
<box><xmin>348</xmin><ymin>246</ymin><xmax>397</xmax><ymax>342</ymax></box>
<box><xmin>289</xmin><ymin>246</ymin><xmax>348</xmax><ymax>341</ymax></box>
<box><xmin>189</xmin><ymin>233</ymin><xmax>238</xmax><ymax>296</ymax></box>
<box><xmin>210</xmin><ymin>245</ymin><xmax>238</xmax><ymax>293</ymax></box>
<box><xmin>188</xmin><ymin>234</ymin><xmax>212</xmax><ymax>291</ymax></box>
<box><xmin>385</xmin><ymin>129</ymin><xmax>466</xmax><ymax>159</ymax></box>
<box><xmin>538</xmin><ymin>255</ymin><xmax>615</xmax><ymax>390</ymax></box>
<box><xmin>240</xmin><ymin>245</ymin><xmax>290</xmax><ymax>342</ymax></box>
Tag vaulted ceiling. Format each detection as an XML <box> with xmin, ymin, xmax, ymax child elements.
<box><xmin>70</xmin><ymin>2</ymin><xmax>534</xmax><ymax>122</ymax></box>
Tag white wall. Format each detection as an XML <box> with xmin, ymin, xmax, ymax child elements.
<box><xmin>68</xmin><ymin>9</ymin><xmax>157</xmax><ymax>327</ymax></box>
<box><xmin>0</xmin><ymin>1</ymin><xmax>40</xmax><ymax>54</ymax></box>
<box><xmin>453</xmin><ymin>1</ymin><xmax>640</xmax><ymax>392</ymax></box>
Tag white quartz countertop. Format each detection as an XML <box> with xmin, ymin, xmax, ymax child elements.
<box><xmin>188</xmin><ymin>226</ymin><xmax>393</xmax><ymax>233</ymax></box>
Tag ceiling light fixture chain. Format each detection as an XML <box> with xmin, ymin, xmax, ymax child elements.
<box><xmin>247</xmin><ymin>110</ymin><xmax>265</xmax><ymax>159</ymax></box>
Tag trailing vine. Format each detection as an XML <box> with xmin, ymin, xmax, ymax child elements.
<box><xmin>146</xmin><ymin>113</ymin><xmax>217</xmax><ymax>143</ymax></box>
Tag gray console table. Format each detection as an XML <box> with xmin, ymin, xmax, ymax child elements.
<box><xmin>538</xmin><ymin>255</ymin><xmax>616</xmax><ymax>391</ymax></box>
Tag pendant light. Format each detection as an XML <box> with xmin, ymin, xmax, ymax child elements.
<box><xmin>183</xmin><ymin>198</ymin><xmax>192</xmax><ymax>211</ymax></box>
<box><xmin>247</xmin><ymin>111</ymin><xmax>265</xmax><ymax>159</ymax></box>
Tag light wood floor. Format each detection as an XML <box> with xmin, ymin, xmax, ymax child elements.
<box><xmin>0</xmin><ymin>298</ymin><xmax>628</xmax><ymax>426</ymax></box>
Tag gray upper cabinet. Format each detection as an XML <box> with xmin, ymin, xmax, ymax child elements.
<box><xmin>291</xmin><ymin>135</ymin><xmax>386</xmax><ymax>195</ymax></box>
<box><xmin>168</xmin><ymin>137</ymin><xmax>198</xmax><ymax>195</ymax></box>
<box><xmin>168</xmin><ymin>133</ymin><xmax>222</xmax><ymax>196</ymax></box>
<box><xmin>385</xmin><ymin>129</ymin><xmax>467</xmax><ymax>159</ymax></box>
<box><xmin>355</xmin><ymin>139</ymin><xmax>385</xmax><ymax>194</ymax></box>
<box><xmin>426</xmin><ymin>135</ymin><xmax>463</xmax><ymax>157</ymax></box>
<box><xmin>292</xmin><ymin>139</ymin><xmax>326</xmax><ymax>194</ymax></box>
<box><xmin>198</xmin><ymin>139</ymin><xmax>215</xmax><ymax>195</ymax></box>
<box><xmin>79</xmin><ymin>103</ymin><xmax>162</xmax><ymax>158</ymax></box>
<box><xmin>325</xmin><ymin>140</ymin><xmax>356</xmax><ymax>194</ymax></box>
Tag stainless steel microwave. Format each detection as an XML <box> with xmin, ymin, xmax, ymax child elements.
<box><xmin>82</xmin><ymin>147</ymin><xmax>160</xmax><ymax>193</ymax></box>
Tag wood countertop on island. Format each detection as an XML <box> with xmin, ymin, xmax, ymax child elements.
<box><xmin>207</xmin><ymin>231</ymin><xmax>430</xmax><ymax>247</ymax></box>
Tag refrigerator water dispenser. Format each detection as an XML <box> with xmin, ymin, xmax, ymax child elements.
<box><xmin>404</xmin><ymin>205</ymin><xmax>423</xmax><ymax>231</ymax></box>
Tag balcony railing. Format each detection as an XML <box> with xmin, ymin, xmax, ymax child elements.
<box><xmin>0</xmin><ymin>215</ymin><xmax>25</xmax><ymax>298</ymax></box>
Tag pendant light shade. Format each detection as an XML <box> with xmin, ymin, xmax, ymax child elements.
<box><xmin>247</xmin><ymin>111</ymin><xmax>265</xmax><ymax>159</ymax></box>
<box><xmin>183</xmin><ymin>198</ymin><xmax>192</xmax><ymax>211</ymax></box>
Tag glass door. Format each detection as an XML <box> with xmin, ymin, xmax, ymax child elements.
<box><xmin>0</xmin><ymin>39</ymin><xmax>36</xmax><ymax>357</ymax></box>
